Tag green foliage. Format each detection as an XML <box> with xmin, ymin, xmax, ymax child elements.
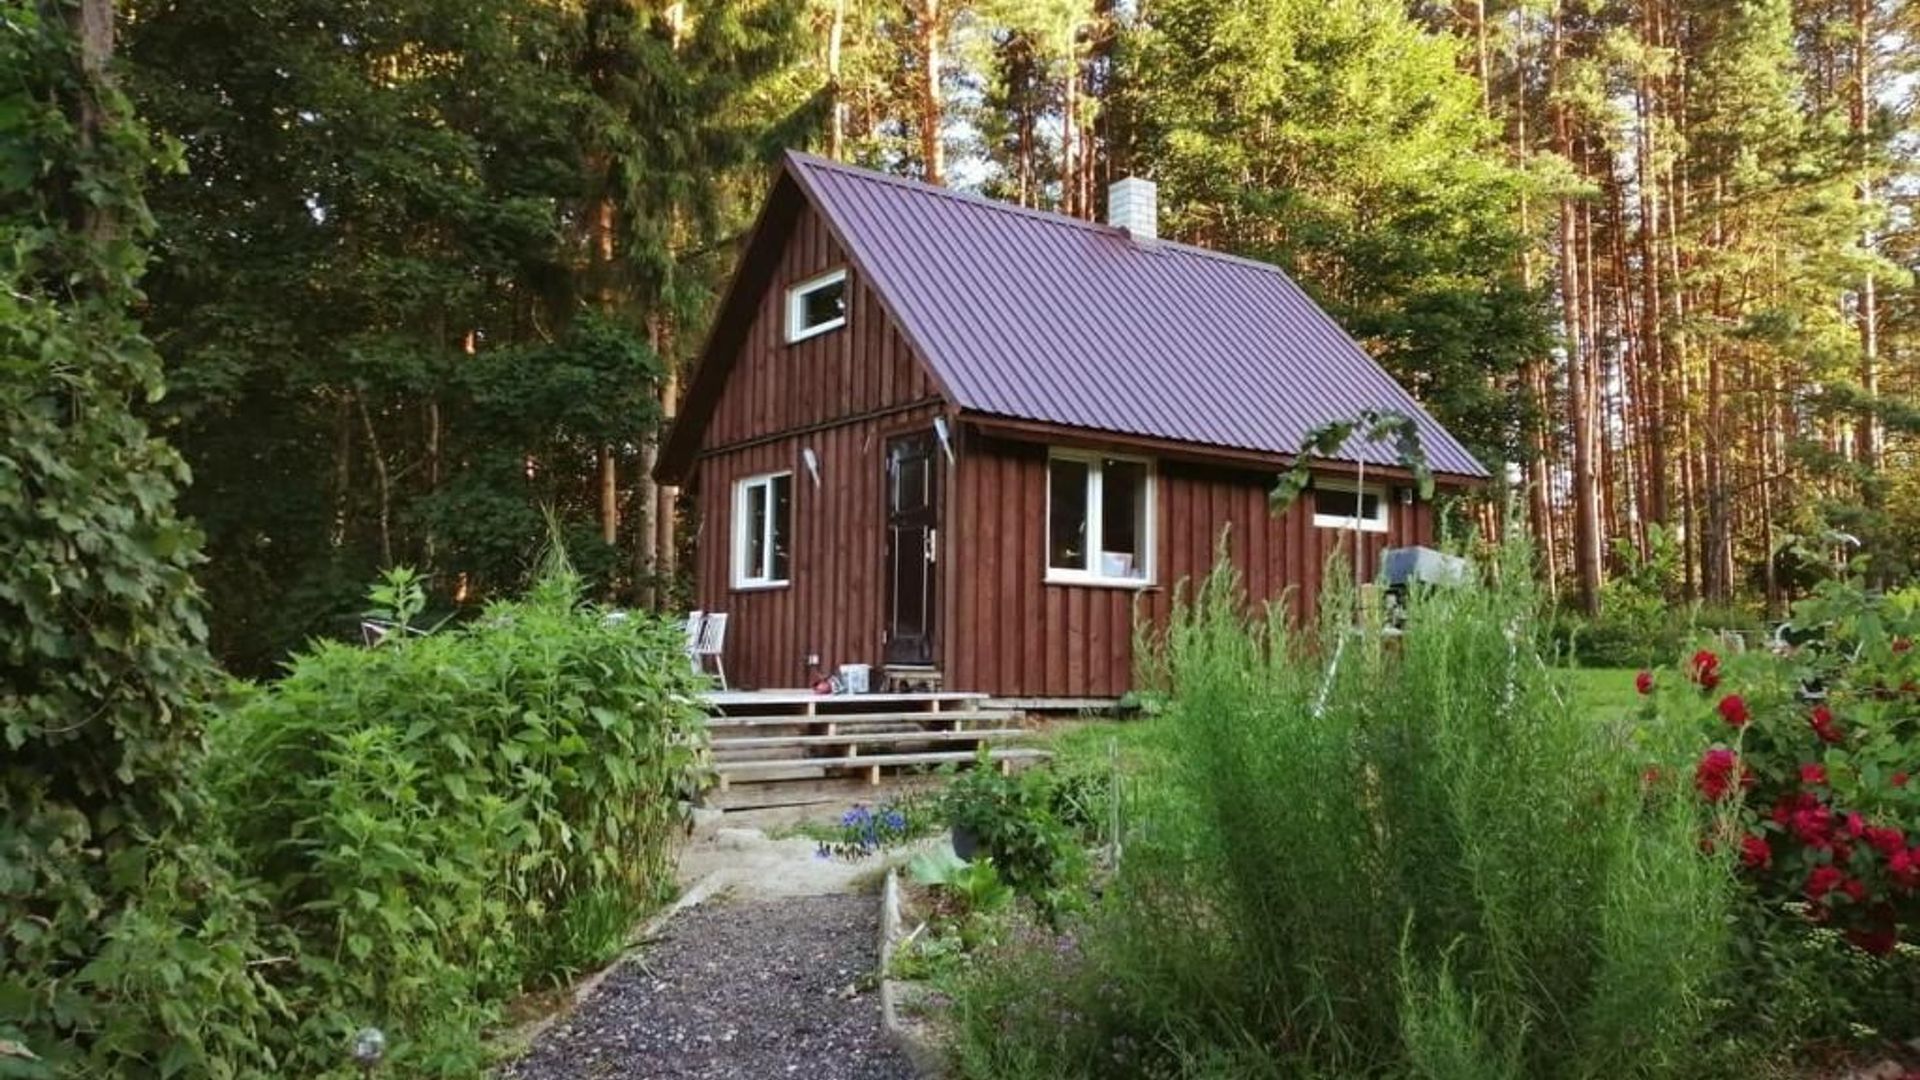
<box><xmin>949</xmin><ymin>541</ymin><xmax>1738</xmax><ymax>1078</ymax></box>
<box><xmin>1270</xmin><ymin>408</ymin><xmax>1437</xmax><ymax>515</ymax></box>
<box><xmin>122</xmin><ymin>0</ymin><xmax>807</xmax><ymax>672</ymax></box>
<box><xmin>0</xmin><ymin>4</ymin><xmax>280</xmax><ymax>1074</ymax></box>
<box><xmin>204</xmin><ymin>566</ymin><xmax>710</xmax><ymax>1074</ymax></box>
<box><xmin>1125</xmin><ymin>0</ymin><xmax>1550</xmax><ymax>468</ymax></box>
<box><xmin>942</xmin><ymin>759</ymin><xmax>1085</xmax><ymax>904</ymax></box>
<box><xmin>1639</xmin><ymin>576</ymin><xmax>1920</xmax><ymax>1055</ymax></box>
<box><xmin>909</xmin><ymin>850</ymin><xmax>1016</xmax><ymax>919</ymax></box>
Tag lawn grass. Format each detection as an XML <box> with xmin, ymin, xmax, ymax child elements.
<box><xmin>1039</xmin><ymin>666</ymin><xmax>1644</xmax><ymax>766</ymax></box>
<box><xmin>1034</xmin><ymin>710</ymin><xmax>1173</xmax><ymax>774</ymax></box>
<box><xmin>1554</xmin><ymin>665</ymin><xmax>1643</xmax><ymax>727</ymax></box>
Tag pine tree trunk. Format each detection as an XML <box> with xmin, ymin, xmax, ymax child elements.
<box><xmin>914</xmin><ymin>0</ymin><xmax>944</xmax><ymax>185</ymax></box>
<box><xmin>1553</xmin><ymin>2</ymin><xmax>1603</xmax><ymax>615</ymax></box>
<box><xmin>656</xmin><ymin>364</ymin><xmax>680</xmax><ymax>605</ymax></box>
<box><xmin>828</xmin><ymin>0</ymin><xmax>847</xmax><ymax>159</ymax></box>
<box><xmin>1852</xmin><ymin>0</ymin><xmax>1881</xmax><ymax>471</ymax></box>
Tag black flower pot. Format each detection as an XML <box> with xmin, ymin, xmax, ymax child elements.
<box><xmin>951</xmin><ymin>824</ymin><xmax>981</xmax><ymax>862</ymax></box>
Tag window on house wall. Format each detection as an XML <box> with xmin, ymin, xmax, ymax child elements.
<box><xmin>1312</xmin><ymin>482</ymin><xmax>1389</xmax><ymax>533</ymax></box>
<box><xmin>732</xmin><ymin>472</ymin><xmax>792</xmax><ymax>587</ymax></box>
<box><xmin>1046</xmin><ymin>451</ymin><xmax>1153</xmax><ymax>585</ymax></box>
<box><xmin>785</xmin><ymin>268</ymin><xmax>847</xmax><ymax>342</ymax></box>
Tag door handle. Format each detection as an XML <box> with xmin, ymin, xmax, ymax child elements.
<box><xmin>925</xmin><ymin>528</ymin><xmax>937</xmax><ymax>564</ymax></box>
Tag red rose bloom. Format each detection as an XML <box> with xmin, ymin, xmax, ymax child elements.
<box><xmin>1739</xmin><ymin>834</ymin><xmax>1772</xmax><ymax>870</ymax></box>
<box><xmin>1717</xmin><ymin>694</ymin><xmax>1750</xmax><ymax>727</ymax></box>
<box><xmin>1689</xmin><ymin>649</ymin><xmax>1721</xmax><ymax>690</ymax></box>
<box><xmin>1864</xmin><ymin>825</ymin><xmax>1906</xmax><ymax>858</ymax></box>
<box><xmin>1891</xmin><ymin>847</ymin><xmax>1920</xmax><ymax>891</ymax></box>
<box><xmin>1790</xmin><ymin>801</ymin><xmax>1834</xmax><ymax>847</ymax></box>
<box><xmin>1895</xmin><ymin>772</ymin><xmax>1910</xmax><ymax>788</ymax></box>
<box><xmin>1846</xmin><ymin>811</ymin><xmax>1867</xmax><ymax>839</ymax></box>
<box><xmin>1842</xmin><ymin>877</ymin><xmax>1868</xmax><ymax>903</ymax></box>
<box><xmin>1809</xmin><ymin>705</ymin><xmax>1843</xmax><ymax>744</ymax></box>
<box><xmin>1635</xmin><ymin>670</ymin><xmax>1654</xmax><ymax>695</ymax></box>
<box><xmin>1694</xmin><ymin>749</ymin><xmax>1739</xmax><ymax>801</ymax></box>
<box><xmin>1806</xmin><ymin>865</ymin><xmax>1847</xmax><ymax>901</ymax></box>
<box><xmin>1800</xmin><ymin>762</ymin><xmax>1828</xmax><ymax>787</ymax></box>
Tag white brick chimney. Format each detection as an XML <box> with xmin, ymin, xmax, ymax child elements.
<box><xmin>1107</xmin><ymin>176</ymin><xmax>1157</xmax><ymax>241</ymax></box>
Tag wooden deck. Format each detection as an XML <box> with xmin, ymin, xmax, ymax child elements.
<box><xmin>700</xmin><ymin>689</ymin><xmax>1042</xmax><ymax>810</ymax></box>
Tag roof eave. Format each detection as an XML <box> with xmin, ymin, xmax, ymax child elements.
<box><xmin>960</xmin><ymin>412</ymin><xmax>1491</xmax><ymax>488</ymax></box>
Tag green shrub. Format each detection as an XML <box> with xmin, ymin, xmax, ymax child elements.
<box><xmin>951</xmin><ymin>541</ymin><xmax>1737</xmax><ymax>1079</ymax></box>
<box><xmin>942</xmin><ymin>759</ymin><xmax>1083</xmax><ymax>905</ymax></box>
<box><xmin>204</xmin><ymin>563</ymin><xmax>708</xmax><ymax>1074</ymax></box>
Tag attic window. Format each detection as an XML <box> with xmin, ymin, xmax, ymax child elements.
<box><xmin>1312</xmin><ymin>482</ymin><xmax>1389</xmax><ymax>533</ymax></box>
<box><xmin>785</xmin><ymin>268</ymin><xmax>847</xmax><ymax>343</ymax></box>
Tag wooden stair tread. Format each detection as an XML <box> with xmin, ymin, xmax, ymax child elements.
<box><xmin>710</xmin><ymin>727</ymin><xmax>1029</xmax><ymax>751</ymax></box>
<box><xmin>706</xmin><ymin>690</ymin><xmax>986</xmax><ymax>708</ymax></box>
<box><xmin>704</xmin><ymin>710</ymin><xmax>1020</xmax><ymax>729</ymax></box>
<box><xmin>714</xmin><ymin>748</ymin><xmax>1050</xmax><ymax>774</ymax></box>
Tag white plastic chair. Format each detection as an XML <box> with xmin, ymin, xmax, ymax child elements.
<box><xmin>684</xmin><ymin>610</ymin><xmax>705</xmax><ymax>674</ymax></box>
<box><xmin>692</xmin><ymin>612</ymin><xmax>729</xmax><ymax>689</ymax></box>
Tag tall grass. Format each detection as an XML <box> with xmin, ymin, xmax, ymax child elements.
<box><xmin>951</xmin><ymin>540</ymin><xmax>1736</xmax><ymax>1079</ymax></box>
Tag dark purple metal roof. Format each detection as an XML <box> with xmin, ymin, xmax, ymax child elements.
<box><xmin>785</xmin><ymin>152</ymin><xmax>1488</xmax><ymax>479</ymax></box>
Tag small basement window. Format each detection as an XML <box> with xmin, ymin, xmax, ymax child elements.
<box><xmin>1312</xmin><ymin>482</ymin><xmax>1389</xmax><ymax>533</ymax></box>
<box><xmin>1047</xmin><ymin>451</ymin><xmax>1153</xmax><ymax>586</ymax></box>
<box><xmin>785</xmin><ymin>268</ymin><xmax>847</xmax><ymax>343</ymax></box>
<box><xmin>732</xmin><ymin>471</ymin><xmax>792</xmax><ymax>588</ymax></box>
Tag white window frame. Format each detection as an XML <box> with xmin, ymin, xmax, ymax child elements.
<box><xmin>1044</xmin><ymin>449</ymin><xmax>1156</xmax><ymax>587</ymax></box>
<box><xmin>731</xmin><ymin>471</ymin><xmax>793</xmax><ymax>589</ymax></box>
<box><xmin>784</xmin><ymin>268</ymin><xmax>848</xmax><ymax>343</ymax></box>
<box><xmin>1311</xmin><ymin>480</ymin><xmax>1390</xmax><ymax>533</ymax></box>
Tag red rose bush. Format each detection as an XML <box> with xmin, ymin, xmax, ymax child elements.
<box><xmin>1646</xmin><ymin>582</ymin><xmax>1920</xmax><ymax>955</ymax></box>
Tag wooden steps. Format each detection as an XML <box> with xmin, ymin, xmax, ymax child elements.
<box><xmin>699</xmin><ymin>689</ymin><xmax>1042</xmax><ymax>810</ymax></box>
<box><xmin>716</xmin><ymin>748</ymin><xmax>1049</xmax><ymax>777</ymax></box>
<box><xmin>704</xmin><ymin>709</ymin><xmax>1020</xmax><ymax>730</ymax></box>
<box><xmin>710</xmin><ymin>727</ymin><xmax>1029</xmax><ymax>752</ymax></box>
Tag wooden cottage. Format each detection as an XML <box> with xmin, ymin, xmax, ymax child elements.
<box><xmin>656</xmin><ymin>152</ymin><xmax>1488</xmax><ymax>703</ymax></box>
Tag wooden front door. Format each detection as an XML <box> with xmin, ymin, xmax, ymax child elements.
<box><xmin>884</xmin><ymin>430</ymin><xmax>939</xmax><ymax>666</ymax></box>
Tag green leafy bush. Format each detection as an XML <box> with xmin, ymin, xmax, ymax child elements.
<box><xmin>205</xmin><ymin>562</ymin><xmax>709</xmax><ymax>1074</ymax></box>
<box><xmin>951</xmin><ymin>543</ymin><xmax>1737</xmax><ymax>1079</ymax></box>
<box><xmin>1</xmin><ymin>7</ymin><xmax>281</xmax><ymax>1075</ymax></box>
<box><xmin>942</xmin><ymin>759</ymin><xmax>1083</xmax><ymax>904</ymax></box>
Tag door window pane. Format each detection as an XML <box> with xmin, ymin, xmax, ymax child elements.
<box><xmin>1048</xmin><ymin>457</ymin><xmax>1089</xmax><ymax>571</ymax></box>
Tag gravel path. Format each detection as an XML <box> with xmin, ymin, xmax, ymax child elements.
<box><xmin>503</xmin><ymin>894</ymin><xmax>917</xmax><ymax>1080</ymax></box>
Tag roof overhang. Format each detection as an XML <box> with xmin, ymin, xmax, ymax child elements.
<box><xmin>961</xmin><ymin>413</ymin><xmax>1489</xmax><ymax>492</ymax></box>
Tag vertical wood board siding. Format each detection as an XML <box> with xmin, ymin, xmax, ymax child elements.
<box><xmin>944</xmin><ymin>434</ymin><xmax>1435</xmax><ymax>698</ymax></box>
<box><xmin>702</xmin><ymin>202</ymin><xmax>934</xmax><ymax>450</ymax></box>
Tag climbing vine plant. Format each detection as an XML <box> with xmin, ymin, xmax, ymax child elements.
<box><xmin>1269</xmin><ymin>408</ymin><xmax>1435</xmax><ymax>516</ymax></box>
<box><xmin>1</xmin><ymin>3</ymin><xmax>277</xmax><ymax>1074</ymax></box>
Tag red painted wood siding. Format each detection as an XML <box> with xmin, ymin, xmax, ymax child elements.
<box><xmin>701</xmin><ymin>203</ymin><xmax>937</xmax><ymax>450</ymax></box>
<box><xmin>943</xmin><ymin>433</ymin><xmax>1435</xmax><ymax>699</ymax></box>
<box><xmin>692</xmin><ymin>201</ymin><xmax>943</xmax><ymax>689</ymax></box>
<box><xmin>694</xmin><ymin>406</ymin><xmax>942</xmax><ymax>690</ymax></box>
